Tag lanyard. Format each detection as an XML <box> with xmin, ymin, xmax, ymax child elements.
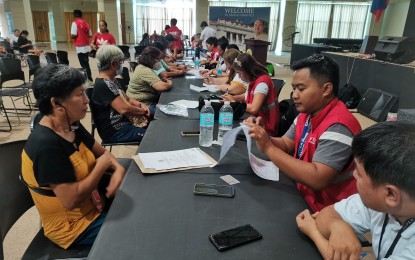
<box><xmin>377</xmin><ymin>214</ymin><xmax>415</xmax><ymax>259</ymax></box>
<box><xmin>297</xmin><ymin>116</ymin><xmax>310</xmax><ymax>159</ymax></box>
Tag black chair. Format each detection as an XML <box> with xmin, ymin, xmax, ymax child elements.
<box><xmin>129</xmin><ymin>61</ymin><xmax>138</xmax><ymax>72</ymax></box>
<box><xmin>85</xmin><ymin>88</ymin><xmax>140</xmax><ymax>151</ymax></box>
<box><xmin>56</xmin><ymin>50</ymin><xmax>69</xmax><ymax>65</ymax></box>
<box><xmin>272</xmin><ymin>79</ymin><xmax>285</xmax><ymax>98</ymax></box>
<box><xmin>26</xmin><ymin>55</ymin><xmax>40</xmax><ymax>82</ymax></box>
<box><xmin>117</xmin><ymin>45</ymin><xmax>130</xmax><ymax>61</ymax></box>
<box><xmin>0</xmin><ymin>40</ymin><xmax>15</xmax><ymax>57</ymax></box>
<box><xmin>44</xmin><ymin>52</ymin><xmax>58</xmax><ymax>64</ymax></box>
<box><xmin>0</xmin><ymin>57</ymin><xmax>32</xmax><ymax>126</ymax></box>
<box><xmin>0</xmin><ymin>99</ymin><xmax>12</xmax><ymax>132</ymax></box>
<box><xmin>134</xmin><ymin>45</ymin><xmax>146</xmax><ymax>57</ymax></box>
<box><xmin>0</xmin><ymin>140</ymin><xmax>92</xmax><ymax>260</ymax></box>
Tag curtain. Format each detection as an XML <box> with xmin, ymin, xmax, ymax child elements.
<box><xmin>296</xmin><ymin>2</ymin><xmax>331</xmax><ymax>44</ymax></box>
<box><xmin>64</xmin><ymin>12</ymin><xmax>98</xmax><ymax>43</ymax></box>
<box><xmin>332</xmin><ymin>4</ymin><xmax>369</xmax><ymax>39</ymax></box>
<box><xmin>136</xmin><ymin>4</ymin><xmax>194</xmax><ymax>43</ymax></box>
<box><xmin>209</xmin><ymin>1</ymin><xmax>280</xmax><ymax>51</ymax></box>
<box><xmin>32</xmin><ymin>11</ymin><xmax>50</xmax><ymax>42</ymax></box>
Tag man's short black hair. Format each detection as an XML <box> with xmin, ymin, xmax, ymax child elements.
<box><xmin>352</xmin><ymin>121</ymin><xmax>415</xmax><ymax>199</ymax></box>
<box><xmin>206</xmin><ymin>37</ymin><xmax>218</xmax><ymax>46</ymax></box>
<box><xmin>164</xmin><ymin>34</ymin><xmax>176</xmax><ymax>42</ymax></box>
<box><xmin>170</xmin><ymin>18</ymin><xmax>177</xmax><ymax>26</ymax></box>
<box><xmin>73</xmin><ymin>9</ymin><xmax>82</xmax><ymax>18</ymax></box>
<box><xmin>32</xmin><ymin>64</ymin><xmax>85</xmax><ymax>115</ymax></box>
<box><xmin>200</xmin><ymin>21</ymin><xmax>208</xmax><ymax>28</ymax></box>
<box><xmin>152</xmin><ymin>40</ymin><xmax>167</xmax><ymax>52</ymax></box>
<box><xmin>291</xmin><ymin>54</ymin><xmax>340</xmax><ymax>96</ymax></box>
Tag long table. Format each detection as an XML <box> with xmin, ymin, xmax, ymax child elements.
<box><xmin>88</xmin><ymin>77</ymin><xmax>321</xmax><ymax>259</ymax></box>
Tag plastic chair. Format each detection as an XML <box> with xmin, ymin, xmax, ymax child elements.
<box><xmin>117</xmin><ymin>45</ymin><xmax>130</xmax><ymax>61</ymax></box>
<box><xmin>0</xmin><ymin>99</ymin><xmax>12</xmax><ymax>132</ymax></box>
<box><xmin>0</xmin><ymin>140</ymin><xmax>92</xmax><ymax>260</ymax></box>
<box><xmin>85</xmin><ymin>88</ymin><xmax>140</xmax><ymax>151</ymax></box>
<box><xmin>44</xmin><ymin>52</ymin><xmax>58</xmax><ymax>64</ymax></box>
<box><xmin>56</xmin><ymin>50</ymin><xmax>69</xmax><ymax>65</ymax></box>
<box><xmin>134</xmin><ymin>45</ymin><xmax>146</xmax><ymax>57</ymax></box>
<box><xmin>26</xmin><ymin>55</ymin><xmax>40</xmax><ymax>82</ymax></box>
<box><xmin>0</xmin><ymin>58</ymin><xmax>32</xmax><ymax>126</ymax></box>
<box><xmin>272</xmin><ymin>79</ymin><xmax>285</xmax><ymax>98</ymax></box>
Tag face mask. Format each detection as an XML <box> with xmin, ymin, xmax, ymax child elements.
<box><xmin>116</xmin><ymin>65</ymin><xmax>123</xmax><ymax>76</ymax></box>
<box><xmin>153</xmin><ymin>62</ymin><xmax>162</xmax><ymax>70</ymax></box>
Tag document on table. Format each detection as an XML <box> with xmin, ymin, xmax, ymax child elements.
<box><xmin>190</xmin><ymin>84</ymin><xmax>209</xmax><ymax>92</ymax></box>
<box><xmin>214</xmin><ymin>125</ymin><xmax>279</xmax><ymax>181</ymax></box>
<box><xmin>202</xmin><ymin>83</ymin><xmax>220</xmax><ymax>92</ymax></box>
<box><xmin>169</xmin><ymin>99</ymin><xmax>199</xmax><ymax>109</ymax></box>
<box><xmin>134</xmin><ymin>148</ymin><xmax>216</xmax><ymax>173</ymax></box>
<box><xmin>186</xmin><ymin>69</ymin><xmax>205</xmax><ymax>79</ymax></box>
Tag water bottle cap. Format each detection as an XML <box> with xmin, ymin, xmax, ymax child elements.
<box><xmin>204</xmin><ymin>100</ymin><xmax>211</xmax><ymax>105</ymax></box>
<box><xmin>224</xmin><ymin>101</ymin><xmax>230</xmax><ymax>105</ymax></box>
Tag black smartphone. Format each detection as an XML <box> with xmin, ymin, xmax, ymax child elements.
<box><xmin>356</xmin><ymin>233</ymin><xmax>371</xmax><ymax>247</ymax></box>
<box><xmin>209</xmin><ymin>94</ymin><xmax>223</xmax><ymax>100</ymax></box>
<box><xmin>193</xmin><ymin>183</ymin><xmax>235</xmax><ymax>198</ymax></box>
<box><xmin>181</xmin><ymin>131</ymin><xmax>200</xmax><ymax>136</ymax></box>
<box><xmin>209</xmin><ymin>224</ymin><xmax>262</xmax><ymax>252</ymax></box>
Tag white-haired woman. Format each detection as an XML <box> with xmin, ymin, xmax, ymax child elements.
<box><xmin>91</xmin><ymin>45</ymin><xmax>149</xmax><ymax>143</ymax></box>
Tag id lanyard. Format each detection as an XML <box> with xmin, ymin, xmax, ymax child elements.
<box><xmin>377</xmin><ymin>214</ymin><xmax>415</xmax><ymax>259</ymax></box>
<box><xmin>296</xmin><ymin>116</ymin><xmax>311</xmax><ymax>159</ymax></box>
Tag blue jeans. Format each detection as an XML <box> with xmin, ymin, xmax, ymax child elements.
<box><xmin>107</xmin><ymin>124</ymin><xmax>146</xmax><ymax>143</ymax></box>
<box><xmin>72</xmin><ymin>211</ymin><xmax>107</xmax><ymax>246</ymax></box>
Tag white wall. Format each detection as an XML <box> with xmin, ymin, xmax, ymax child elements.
<box><xmin>380</xmin><ymin>0</ymin><xmax>410</xmax><ymax>37</ymax></box>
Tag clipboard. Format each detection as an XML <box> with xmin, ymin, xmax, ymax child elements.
<box><xmin>132</xmin><ymin>149</ymin><xmax>217</xmax><ymax>174</ymax></box>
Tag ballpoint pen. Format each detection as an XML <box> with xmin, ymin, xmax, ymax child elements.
<box><xmin>225</xmin><ymin>88</ymin><xmax>229</xmax><ymax>96</ymax></box>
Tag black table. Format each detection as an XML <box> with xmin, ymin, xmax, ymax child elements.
<box><xmin>137</xmin><ymin>119</ymin><xmax>260</xmax><ymax>175</ymax></box>
<box><xmin>88</xmin><ymin>168</ymin><xmax>320</xmax><ymax>260</ymax></box>
<box><xmin>154</xmin><ymin>93</ymin><xmax>202</xmax><ymax>120</ymax></box>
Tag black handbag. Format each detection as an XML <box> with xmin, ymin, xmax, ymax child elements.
<box><xmin>198</xmin><ymin>96</ymin><xmax>246</xmax><ymax>120</ymax></box>
<box><xmin>89</xmin><ymin>49</ymin><xmax>97</xmax><ymax>58</ymax></box>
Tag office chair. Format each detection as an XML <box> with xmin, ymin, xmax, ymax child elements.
<box><xmin>272</xmin><ymin>79</ymin><xmax>285</xmax><ymax>98</ymax></box>
<box><xmin>85</xmin><ymin>88</ymin><xmax>140</xmax><ymax>152</ymax></box>
<box><xmin>0</xmin><ymin>140</ymin><xmax>91</xmax><ymax>260</ymax></box>
<box><xmin>134</xmin><ymin>45</ymin><xmax>146</xmax><ymax>57</ymax></box>
<box><xmin>117</xmin><ymin>45</ymin><xmax>130</xmax><ymax>61</ymax></box>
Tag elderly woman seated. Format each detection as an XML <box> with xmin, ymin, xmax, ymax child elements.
<box><xmin>91</xmin><ymin>45</ymin><xmax>149</xmax><ymax>143</ymax></box>
<box><xmin>126</xmin><ymin>46</ymin><xmax>172</xmax><ymax>115</ymax></box>
<box><xmin>21</xmin><ymin>64</ymin><xmax>126</xmax><ymax>248</ymax></box>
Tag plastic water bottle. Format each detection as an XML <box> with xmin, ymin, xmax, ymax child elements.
<box><xmin>195</xmin><ymin>47</ymin><xmax>200</xmax><ymax>59</ymax></box>
<box><xmin>217</xmin><ymin>101</ymin><xmax>233</xmax><ymax>144</ymax></box>
<box><xmin>199</xmin><ymin>100</ymin><xmax>214</xmax><ymax>147</ymax></box>
<box><xmin>195</xmin><ymin>57</ymin><xmax>200</xmax><ymax>70</ymax></box>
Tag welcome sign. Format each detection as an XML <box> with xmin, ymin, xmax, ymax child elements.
<box><xmin>209</xmin><ymin>6</ymin><xmax>271</xmax><ymax>50</ymax></box>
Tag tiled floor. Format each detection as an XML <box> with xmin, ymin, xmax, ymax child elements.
<box><xmin>1</xmin><ymin>44</ymin><xmax>376</xmax><ymax>259</ymax></box>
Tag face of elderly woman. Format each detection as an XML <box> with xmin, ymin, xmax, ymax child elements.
<box><xmin>59</xmin><ymin>85</ymin><xmax>89</xmax><ymax>123</ymax></box>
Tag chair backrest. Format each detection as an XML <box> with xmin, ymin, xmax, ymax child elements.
<box><xmin>117</xmin><ymin>45</ymin><xmax>130</xmax><ymax>59</ymax></box>
<box><xmin>0</xmin><ymin>58</ymin><xmax>25</xmax><ymax>86</ymax></box>
<box><xmin>129</xmin><ymin>61</ymin><xmax>138</xmax><ymax>72</ymax></box>
<box><xmin>134</xmin><ymin>46</ymin><xmax>146</xmax><ymax>56</ymax></box>
<box><xmin>56</xmin><ymin>50</ymin><xmax>69</xmax><ymax>65</ymax></box>
<box><xmin>85</xmin><ymin>88</ymin><xmax>96</xmax><ymax>137</ymax></box>
<box><xmin>45</xmin><ymin>52</ymin><xmax>58</xmax><ymax>64</ymax></box>
<box><xmin>272</xmin><ymin>79</ymin><xmax>285</xmax><ymax>98</ymax></box>
<box><xmin>26</xmin><ymin>55</ymin><xmax>41</xmax><ymax>81</ymax></box>
<box><xmin>0</xmin><ymin>140</ymin><xmax>33</xmax><ymax>259</ymax></box>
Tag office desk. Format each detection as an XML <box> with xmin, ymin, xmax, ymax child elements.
<box><xmin>88</xmin><ymin>168</ymin><xmax>320</xmax><ymax>260</ymax></box>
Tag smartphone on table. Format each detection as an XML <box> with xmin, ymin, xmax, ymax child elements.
<box><xmin>193</xmin><ymin>183</ymin><xmax>234</xmax><ymax>198</ymax></box>
<box><xmin>209</xmin><ymin>224</ymin><xmax>262</xmax><ymax>252</ymax></box>
<box><xmin>181</xmin><ymin>131</ymin><xmax>200</xmax><ymax>136</ymax></box>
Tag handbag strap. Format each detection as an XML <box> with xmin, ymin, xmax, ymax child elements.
<box><xmin>19</xmin><ymin>175</ymin><xmax>56</xmax><ymax>197</ymax></box>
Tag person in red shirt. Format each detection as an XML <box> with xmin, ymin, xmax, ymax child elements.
<box><xmin>245</xmin><ymin>54</ymin><xmax>361</xmax><ymax>212</ymax></box>
<box><xmin>165</xmin><ymin>18</ymin><xmax>183</xmax><ymax>53</ymax></box>
<box><xmin>90</xmin><ymin>20</ymin><xmax>116</xmax><ymax>50</ymax></box>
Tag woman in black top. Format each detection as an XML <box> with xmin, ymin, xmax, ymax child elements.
<box><xmin>17</xmin><ymin>30</ymin><xmax>41</xmax><ymax>55</ymax></box>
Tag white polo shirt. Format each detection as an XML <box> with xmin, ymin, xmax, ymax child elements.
<box><xmin>200</xmin><ymin>26</ymin><xmax>216</xmax><ymax>50</ymax></box>
<box><xmin>334</xmin><ymin>194</ymin><xmax>415</xmax><ymax>259</ymax></box>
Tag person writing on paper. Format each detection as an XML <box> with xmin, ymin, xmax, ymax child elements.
<box><xmin>152</xmin><ymin>40</ymin><xmax>186</xmax><ymax>78</ymax></box>
<box><xmin>222</xmin><ymin>53</ymin><xmax>278</xmax><ymax>135</ymax></box>
<box><xmin>254</xmin><ymin>19</ymin><xmax>268</xmax><ymax>42</ymax></box>
<box><xmin>91</xmin><ymin>45</ymin><xmax>149</xmax><ymax>143</ymax></box>
<box><xmin>204</xmin><ymin>49</ymin><xmax>248</xmax><ymax>95</ymax></box>
<box><xmin>21</xmin><ymin>64</ymin><xmax>126</xmax><ymax>249</ymax></box>
<box><xmin>200</xmin><ymin>39</ymin><xmax>229</xmax><ymax>77</ymax></box>
<box><xmin>296</xmin><ymin>122</ymin><xmax>415</xmax><ymax>260</ymax></box>
<box><xmin>245</xmin><ymin>54</ymin><xmax>362</xmax><ymax>212</ymax></box>
<box><xmin>127</xmin><ymin>46</ymin><xmax>172</xmax><ymax>115</ymax></box>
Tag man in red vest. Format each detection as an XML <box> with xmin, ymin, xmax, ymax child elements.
<box><xmin>245</xmin><ymin>54</ymin><xmax>362</xmax><ymax>212</ymax></box>
<box><xmin>165</xmin><ymin>18</ymin><xmax>183</xmax><ymax>53</ymax></box>
<box><xmin>71</xmin><ymin>9</ymin><xmax>93</xmax><ymax>85</ymax></box>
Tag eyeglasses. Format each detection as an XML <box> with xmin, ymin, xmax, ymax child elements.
<box><xmin>307</xmin><ymin>54</ymin><xmax>325</xmax><ymax>63</ymax></box>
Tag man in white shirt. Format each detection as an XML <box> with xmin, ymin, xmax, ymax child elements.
<box><xmin>199</xmin><ymin>21</ymin><xmax>216</xmax><ymax>52</ymax></box>
<box><xmin>7</xmin><ymin>29</ymin><xmax>20</xmax><ymax>46</ymax></box>
<box><xmin>296</xmin><ymin>121</ymin><xmax>415</xmax><ymax>260</ymax></box>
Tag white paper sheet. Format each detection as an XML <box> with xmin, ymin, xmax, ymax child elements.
<box><xmin>202</xmin><ymin>83</ymin><xmax>220</xmax><ymax>92</ymax></box>
<box><xmin>186</xmin><ymin>69</ymin><xmax>205</xmax><ymax>79</ymax></box>
<box><xmin>137</xmin><ymin>148</ymin><xmax>213</xmax><ymax>171</ymax></box>
<box><xmin>213</xmin><ymin>125</ymin><xmax>279</xmax><ymax>181</ymax></box>
<box><xmin>190</xmin><ymin>84</ymin><xmax>209</xmax><ymax>92</ymax></box>
<box><xmin>169</xmin><ymin>100</ymin><xmax>199</xmax><ymax>109</ymax></box>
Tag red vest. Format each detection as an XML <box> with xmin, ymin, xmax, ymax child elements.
<box><xmin>294</xmin><ymin>99</ymin><xmax>362</xmax><ymax>212</ymax></box>
<box><xmin>166</xmin><ymin>26</ymin><xmax>182</xmax><ymax>51</ymax></box>
<box><xmin>73</xmin><ymin>18</ymin><xmax>90</xmax><ymax>47</ymax></box>
<box><xmin>246</xmin><ymin>75</ymin><xmax>279</xmax><ymax>135</ymax></box>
